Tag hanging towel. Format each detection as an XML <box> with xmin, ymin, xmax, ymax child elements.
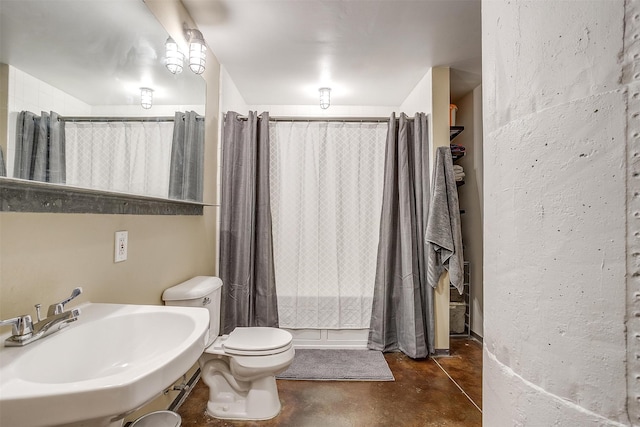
<box><xmin>425</xmin><ymin>146</ymin><xmax>465</xmax><ymax>294</ymax></box>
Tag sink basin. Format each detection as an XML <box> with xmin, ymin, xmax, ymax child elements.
<box><xmin>0</xmin><ymin>302</ymin><xmax>209</xmax><ymax>427</ymax></box>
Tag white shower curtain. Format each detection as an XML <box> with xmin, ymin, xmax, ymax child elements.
<box><xmin>269</xmin><ymin>121</ymin><xmax>387</xmax><ymax>329</ymax></box>
<box><xmin>65</xmin><ymin>121</ymin><xmax>173</xmax><ymax>198</ymax></box>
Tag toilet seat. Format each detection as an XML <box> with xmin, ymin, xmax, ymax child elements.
<box><xmin>223</xmin><ymin>327</ymin><xmax>292</xmax><ymax>356</ymax></box>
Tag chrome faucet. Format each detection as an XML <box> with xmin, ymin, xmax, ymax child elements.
<box><xmin>0</xmin><ymin>287</ymin><xmax>83</xmax><ymax>347</ymax></box>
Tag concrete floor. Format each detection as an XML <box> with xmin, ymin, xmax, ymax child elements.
<box><xmin>177</xmin><ymin>338</ymin><xmax>482</xmax><ymax>427</ymax></box>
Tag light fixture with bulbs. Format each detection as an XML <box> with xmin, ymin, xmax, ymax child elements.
<box><xmin>164</xmin><ymin>37</ymin><xmax>183</xmax><ymax>74</ymax></box>
<box><xmin>163</xmin><ymin>28</ymin><xmax>207</xmax><ymax>76</ymax></box>
<box><xmin>319</xmin><ymin>87</ymin><xmax>331</xmax><ymax>109</ymax></box>
<box><xmin>187</xmin><ymin>29</ymin><xmax>206</xmax><ymax>75</ymax></box>
<box><xmin>140</xmin><ymin>87</ymin><xmax>154</xmax><ymax>109</ymax></box>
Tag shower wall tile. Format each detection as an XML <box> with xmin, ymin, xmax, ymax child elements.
<box><xmin>5</xmin><ymin>65</ymin><xmax>91</xmax><ymax>176</ymax></box>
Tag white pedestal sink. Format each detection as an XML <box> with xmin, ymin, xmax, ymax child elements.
<box><xmin>0</xmin><ymin>302</ymin><xmax>209</xmax><ymax>427</ymax></box>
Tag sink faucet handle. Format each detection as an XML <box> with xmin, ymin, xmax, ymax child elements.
<box><xmin>47</xmin><ymin>287</ymin><xmax>83</xmax><ymax>316</ymax></box>
<box><xmin>0</xmin><ymin>314</ymin><xmax>33</xmax><ymax>337</ymax></box>
<box><xmin>60</xmin><ymin>287</ymin><xmax>83</xmax><ymax>306</ymax></box>
<box><xmin>34</xmin><ymin>304</ymin><xmax>43</xmax><ymax>322</ymax></box>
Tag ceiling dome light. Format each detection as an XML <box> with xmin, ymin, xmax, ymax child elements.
<box><xmin>187</xmin><ymin>29</ymin><xmax>206</xmax><ymax>75</ymax></box>
<box><xmin>165</xmin><ymin>37</ymin><xmax>183</xmax><ymax>74</ymax></box>
<box><xmin>140</xmin><ymin>87</ymin><xmax>153</xmax><ymax>109</ymax></box>
<box><xmin>319</xmin><ymin>87</ymin><xmax>331</xmax><ymax>109</ymax></box>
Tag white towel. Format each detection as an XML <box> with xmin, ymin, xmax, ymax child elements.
<box><xmin>425</xmin><ymin>147</ymin><xmax>465</xmax><ymax>293</ymax></box>
<box><xmin>453</xmin><ymin>165</ymin><xmax>464</xmax><ymax>181</ymax></box>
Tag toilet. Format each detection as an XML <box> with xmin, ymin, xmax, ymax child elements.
<box><xmin>162</xmin><ymin>276</ymin><xmax>294</xmax><ymax>421</ymax></box>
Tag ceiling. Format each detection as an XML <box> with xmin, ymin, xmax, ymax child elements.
<box><xmin>0</xmin><ymin>0</ymin><xmax>204</xmax><ymax>107</ymax></box>
<box><xmin>0</xmin><ymin>0</ymin><xmax>481</xmax><ymax>108</ymax></box>
<box><xmin>183</xmin><ymin>0</ymin><xmax>482</xmax><ymax>106</ymax></box>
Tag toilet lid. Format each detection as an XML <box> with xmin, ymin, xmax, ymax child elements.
<box><xmin>223</xmin><ymin>327</ymin><xmax>292</xmax><ymax>355</ymax></box>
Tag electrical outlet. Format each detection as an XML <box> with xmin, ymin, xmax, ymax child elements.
<box><xmin>114</xmin><ymin>231</ymin><xmax>128</xmax><ymax>263</ymax></box>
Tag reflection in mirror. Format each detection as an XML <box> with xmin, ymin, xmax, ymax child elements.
<box><xmin>0</xmin><ymin>0</ymin><xmax>206</xmax><ymax>202</ymax></box>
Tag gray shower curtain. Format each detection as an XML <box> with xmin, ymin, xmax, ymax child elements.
<box><xmin>0</xmin><ymin>146</ymin><xmax>6</xmax><ymax>177</ymax></box>
<box><xmin>14</xmin><ymin>111</ymin><xmax>65</xmax><ymax>183</ymax></box>
<box><xmin>219</xmin><ymin>111</ymin><xmax>279</xmax><ymax>334</ymax></box>
<box><xmin>368</xmin><ymin>112</ymin><xmax>434</xmax><ymax>358</ymax></box>
<box><xmin>169</xmin><ymin>111</ymin><xmax>204</xmax><ymax>201</ymax></box>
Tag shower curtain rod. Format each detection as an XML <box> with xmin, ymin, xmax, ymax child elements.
<box><xmin>226</xmin><ymin>114</ymin><xmax>406</xmax><ymax>123</ymax></box>
<box><xmin>62</xmin><ymin>116</ymin><xmax>174</xmax><ymax>122</ymax></box>
<box><xmin>61</xmin><ymin>115</ymin><xmax>204</xmax><ymax>123</ymax></box>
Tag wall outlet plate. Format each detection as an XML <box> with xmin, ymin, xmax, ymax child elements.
<box><xmin>114</xmin><ymin>231</ymin><xmax>128</xmax><ymax>263</ymax></box>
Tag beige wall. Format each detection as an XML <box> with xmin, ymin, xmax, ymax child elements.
<box><xmin>0</xmin><ymin>212</ymin><xmax>217</xmax><ymax>315</ymax></box>
<box><xmin>454</xmin><ymin>85</ymin><xmax>483</xmax><ymax>337</ymax></box>
<box><xmin>431</xmin><ymin>66</ymin><xmax>451</xmax><ymax>351</ymax></box>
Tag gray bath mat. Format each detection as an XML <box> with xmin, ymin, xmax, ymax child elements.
<box><xmin>276</xmin><ymin>349</ymin><xmax>394</xmax><ymax>381</ymax></box>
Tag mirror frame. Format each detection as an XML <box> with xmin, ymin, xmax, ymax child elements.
<box><xmin>0</xmin><ymin>178</ymin><xmax>207</xmax><ymax>215</ymax></box>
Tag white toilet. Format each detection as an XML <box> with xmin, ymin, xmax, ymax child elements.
<box><xmin>162</xmin><ymin>276</ymin><xmax>294</xmax><ymax>421</ymax></box>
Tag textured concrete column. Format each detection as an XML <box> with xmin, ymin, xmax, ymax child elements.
<box><xmin>625</xmin><ymin>0</ymin><xmax>640</xmax><ymax>424</ymax></box>
<box><xmin>482</xmin><ymin>0</ymin><xmax>631</xmax><ymax>425</ymax></box>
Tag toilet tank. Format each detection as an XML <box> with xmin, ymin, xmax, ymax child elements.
<box><xmin>162</xmin><ymin>276</ymin><xmax>222</xmax><ymax>346</ymax></box>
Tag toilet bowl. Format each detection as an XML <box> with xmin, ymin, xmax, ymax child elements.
<box><xmin>162</xmin><ymin>277</ymin><xmax>294</xmax><ymax>421</ymax></box>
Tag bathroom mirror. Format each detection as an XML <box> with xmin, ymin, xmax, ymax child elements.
<box><xmin>0</xmin><ymin>0</ymin><xmax>206</xmax><ymax>205</ymax></box>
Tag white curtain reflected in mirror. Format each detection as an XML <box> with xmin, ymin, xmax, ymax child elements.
<box><xmin>14</xmin><ymin>111</ymin><xmax>204</xmax><ymax>201</ymax></box>
<box><xmin>66</xmin><ymin>120</ymin><xmax>173</xmax><ymax>198</ymax></box>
